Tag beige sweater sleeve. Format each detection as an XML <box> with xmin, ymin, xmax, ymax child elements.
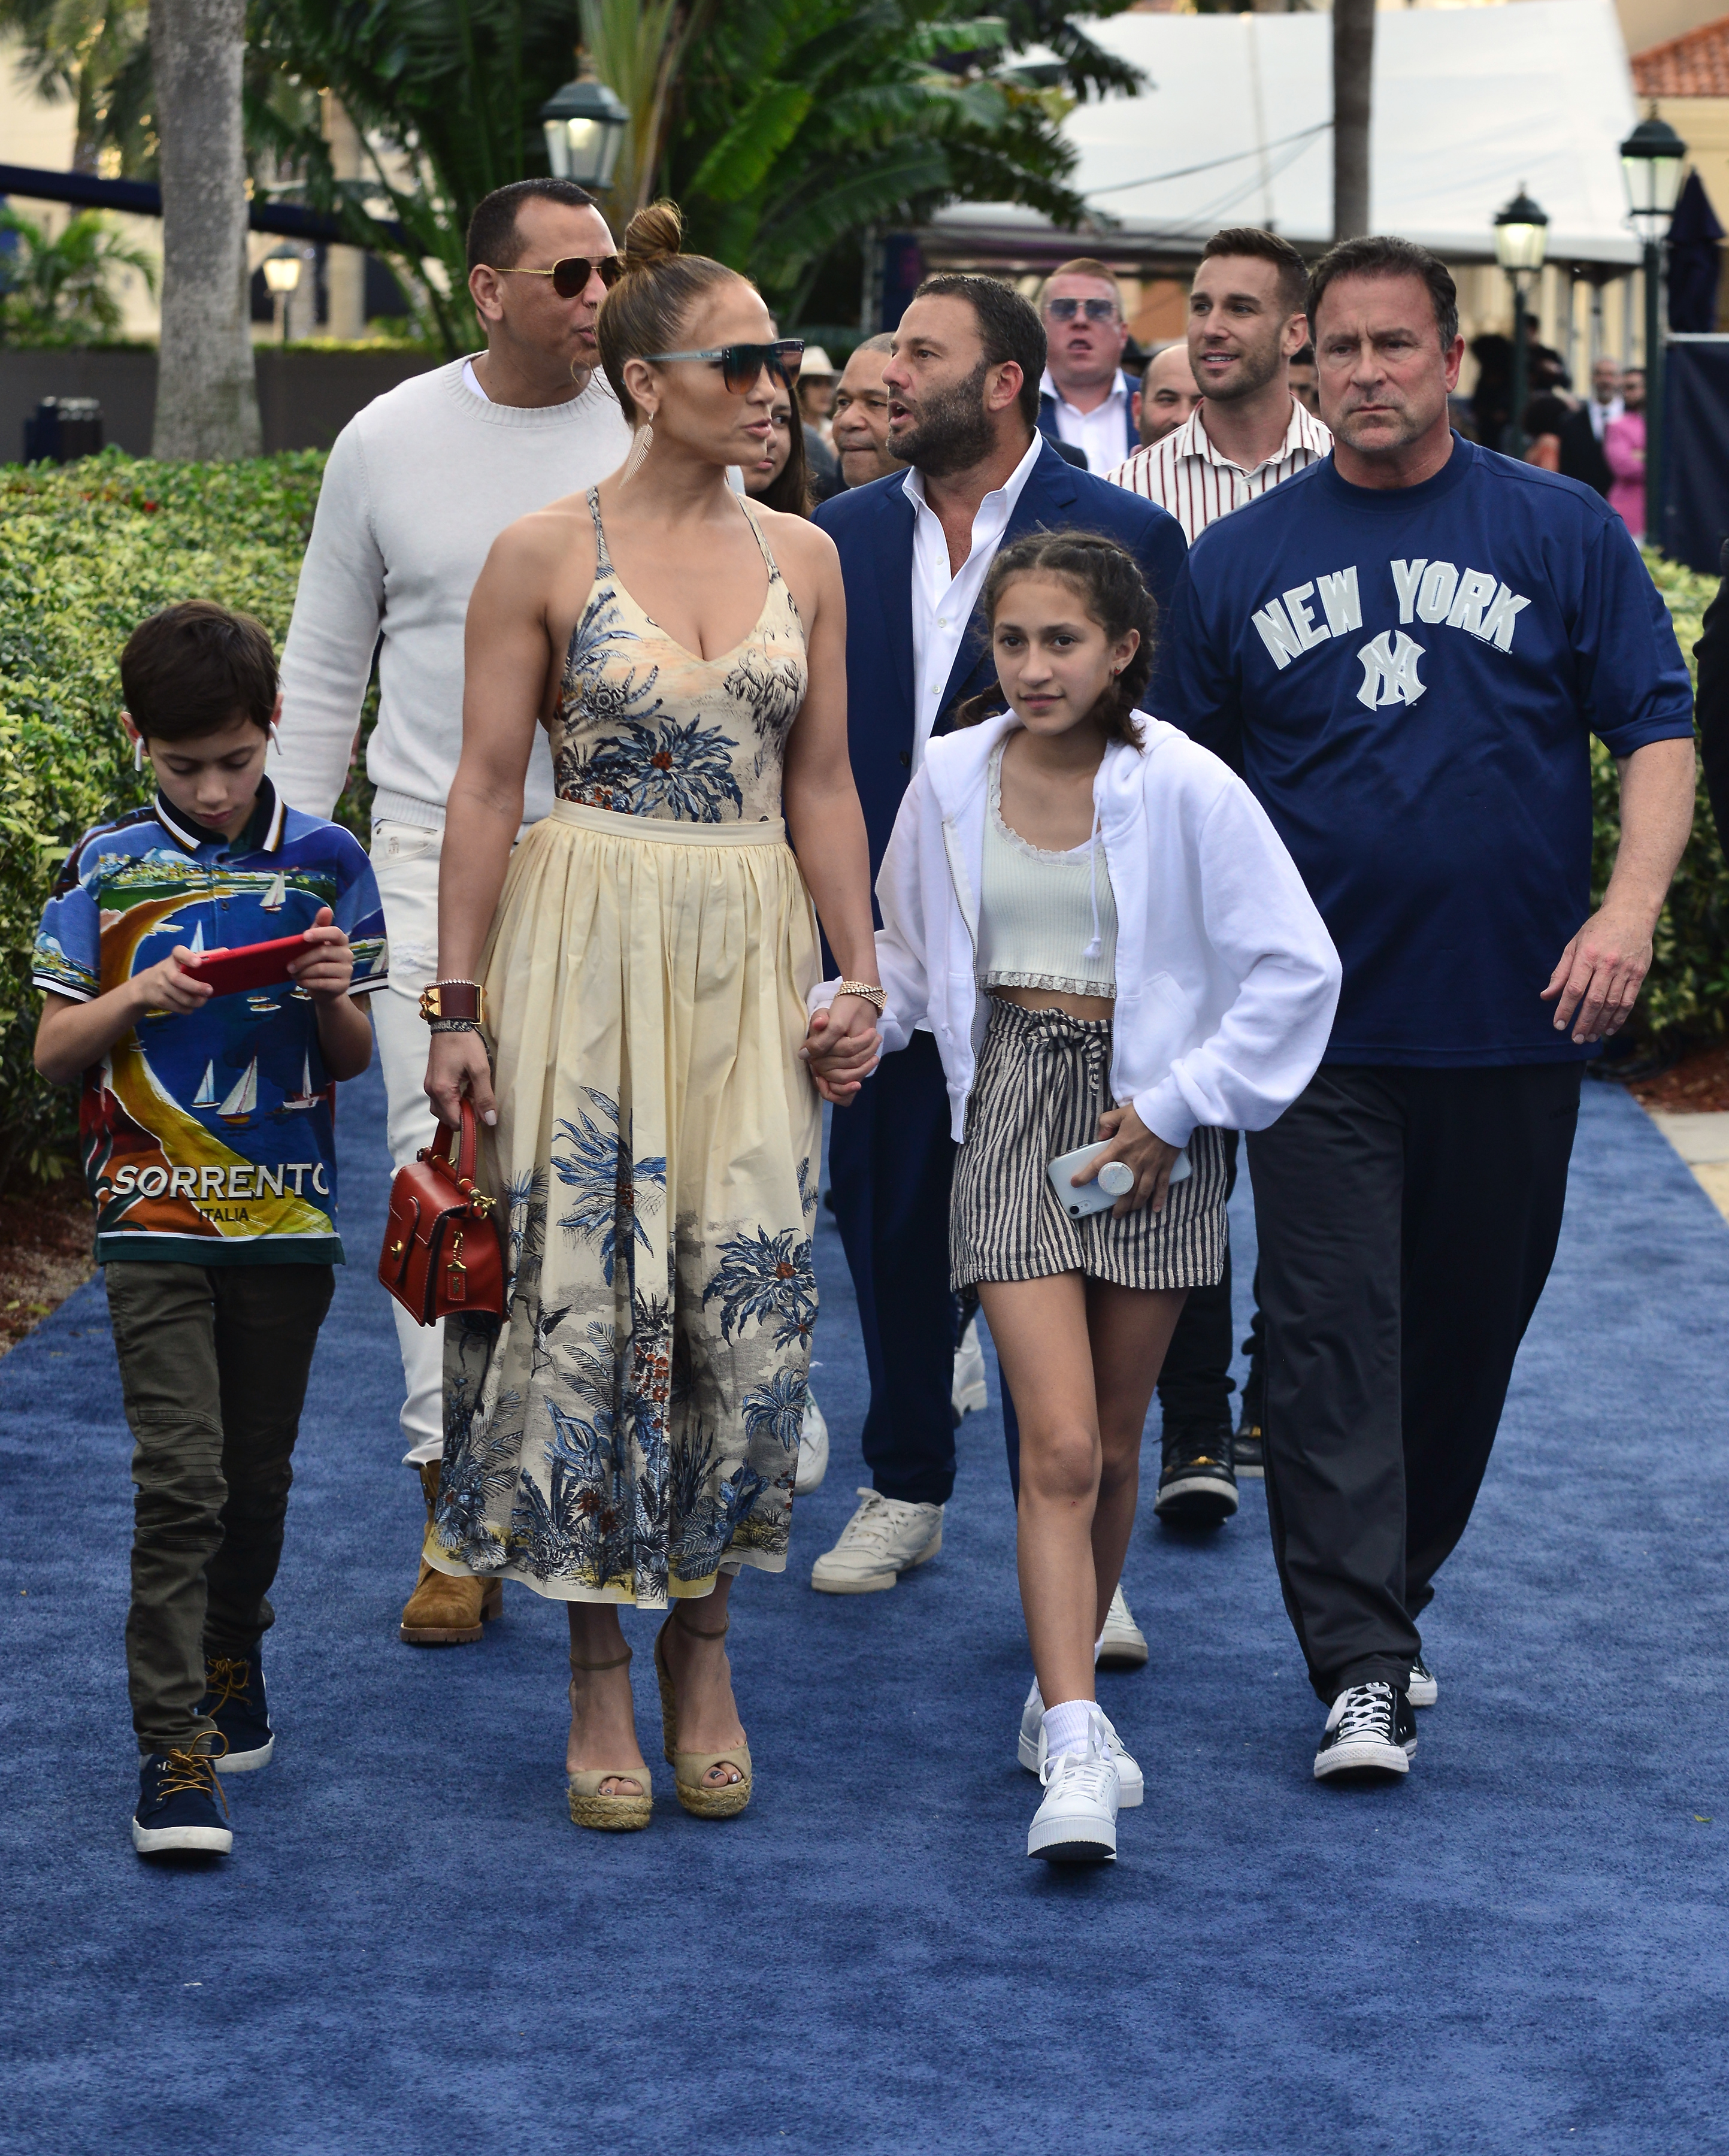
<box><xmin>275</xmin><ymin>420</ymin><xmax>385</xmax><ymax>820</ymax></box>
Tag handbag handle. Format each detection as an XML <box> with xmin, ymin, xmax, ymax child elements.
<box><xmin>425</xmin><ymin>1095</ymin><xmax>489</xmax><ymax>1210</ymax></box>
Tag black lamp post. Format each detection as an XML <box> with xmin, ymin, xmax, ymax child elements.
<box><xmin>1493</xmin><ymin>186</ymin><xmax>1550</xmax><ymax>458</ymax></box>
<box><xmin>538</xmin><ymin>56</ymin><xmax>629</xmax><ymax>191</ymax></box>
<box><xmin>1620</xmin><ymin>111</ymin><xmax>1688</xmax><ymax>546</ymax></box>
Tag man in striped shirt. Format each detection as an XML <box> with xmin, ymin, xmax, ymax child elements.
<box><xmin>1103</xmin><ymin>226</ymin><xmax>1325</xmax><ymax>1541</ymax></box>
<box><xmin>1106</xmin><ymin>227</ymin><xmax>1330</xmax><ymax>542</ymax></box>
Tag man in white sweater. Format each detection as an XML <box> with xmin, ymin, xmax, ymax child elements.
<box><xmin>273</xmin><ymin>178</ymin><xmax>631</xmax><ymax>1648</ymax></box>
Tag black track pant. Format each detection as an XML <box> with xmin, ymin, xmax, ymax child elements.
<box><xmin>1246</xmin><ymin>1062</ymin><xmax>1580</xmax><ymax>1703</ymax></box>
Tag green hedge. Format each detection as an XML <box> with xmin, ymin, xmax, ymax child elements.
<box><xmin>0</xmin><ymin>447</ymin><xmax>374</xmax><ymax>1188</ymax></box>
<box><xmin>1</xmin><ymin>453</ymin><xmax>1725</xmax><ymax>1189</ymax></box>
<box><xmin>1603</xmin><ymin>553</ymin><xmax>1728</xmax><ymax>1039</ymax></box>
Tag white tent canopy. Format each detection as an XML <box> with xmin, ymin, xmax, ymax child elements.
<box><xmin>935</xmin><ymin>0</ymin><xmax>1642</xmax><ymax>266</ymax></box>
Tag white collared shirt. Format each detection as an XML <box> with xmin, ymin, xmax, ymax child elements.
<box><xmin>1039</xmin><ymin>367</ymin><xmax>1130</xmax><ymax>477</ymax></box>
<box><xmin>903</xmin><ymin>432</ymin><xmax>1043</xmax><ymax>773</ymax></box>
<box><xmin>1588</xmin><ymin>395</ymin><xmax>1625</xmax><ymax>442</ymax></box>
<box><xmin>1104</xmin><ymin>398</ymin><xmax>1333</xmax><ymax>543</ymax></box>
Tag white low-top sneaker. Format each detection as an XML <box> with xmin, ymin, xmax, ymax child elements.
<box><xmin>810</xmin><ymin>1488</ymin><xmax>943</xmax><ymax>1594</ymax></box>
<box><xmin>1027</xmin><ymin>1711</ymin><xmax>1121</xmax><ymax>1863</ymax></box>
<box><xmin>795</xmin><ymin>1392</ymin><xmax>829</xmax><ymax>1494</ymax></box>
<box><xmin>1096</xmin><ymin>1583</ymin><xmax>1148</xmax><ymax>1671</ymax></box>
<box><xmin>1017</xmin><ymin>1678</ymin><xmax>1142</xmax><ymax>1806</ymax></box>
<box><xmin>952</xmin><ymin>1316</ymin><xmax>988</xmax><ymax>1419</ymax></box>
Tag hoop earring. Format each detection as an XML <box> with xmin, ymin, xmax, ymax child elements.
<box><xmin>621</xmin><ymin>418</ymin><xmax>654</xmax><ymax>486</ymax></box>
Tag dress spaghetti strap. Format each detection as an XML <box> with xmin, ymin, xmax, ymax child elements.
<box><xmin>585</xmin><ymin>486</ymin><xmax>614</xmax><ymax>576</ymax></box>
<box><xmin>736</xmin><ymin>495</ymin><xmax>782</xmax><ymax>581</ymax></box>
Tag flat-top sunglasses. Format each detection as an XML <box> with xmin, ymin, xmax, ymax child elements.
<box><xmin>643</xmin><ymin>339</ymin><xmax>806</xmax><ymax>392</ymax></box>
<box><xmin>485</xmin><ymin>254</ymin><xmax>622</xmax><ymax>298</ymax></box>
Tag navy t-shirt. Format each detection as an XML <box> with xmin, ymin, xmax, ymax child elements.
<box><xmin>1154</xmin><ymin>434</ymin><xmax>1694</xmax><ymax>1066</ymax></box>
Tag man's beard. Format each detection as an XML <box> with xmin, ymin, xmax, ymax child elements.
<box><xmin>1201</xmin><ymin>333</ymin><xmax>1285</xmax><ymax>405</ymax></box>
<box><xmin>889</xmin><ymin>358</ymin><xmax>997</xmax><ymax>475</ymax></box>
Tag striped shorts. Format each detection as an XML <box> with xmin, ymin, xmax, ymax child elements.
<box><xmin>949</xmin><ymin>997</ymin><xmax>1228</xmax><ymax>1293</ymax></box>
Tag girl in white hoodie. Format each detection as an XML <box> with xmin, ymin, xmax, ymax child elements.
<box><xmin>806</xmin><ymin>530</ymin><xmax>1339</xmax><ymax>1863</ymax></box>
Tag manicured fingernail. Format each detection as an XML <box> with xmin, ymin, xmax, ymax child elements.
<box><xmin>483</xmin><ymin>1111</ymin><xmax>497</xmax><ymax>1126</ymax></box>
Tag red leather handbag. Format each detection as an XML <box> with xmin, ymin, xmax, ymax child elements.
<box><xmin>378</xmin><ymin>1098</ymin><xmax>506</xmax><ymax>1325</ymax></box>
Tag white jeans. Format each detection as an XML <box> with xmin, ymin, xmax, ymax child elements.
<box><xmin>370</xmin><ymin>819</ymin><xmax>447</xmax><ymax>1467</ymax></box>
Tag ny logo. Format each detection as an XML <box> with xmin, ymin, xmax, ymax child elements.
<box><xmin>1356</xmin><ymin>631</ymin><xmax>1427</xmax><ymax>710</ymax></box>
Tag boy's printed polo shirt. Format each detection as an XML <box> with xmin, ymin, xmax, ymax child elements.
<box><xmin>33</xmin><ymin>778</ymin><xmax>387</xmax><ymax>1265</ymax></box>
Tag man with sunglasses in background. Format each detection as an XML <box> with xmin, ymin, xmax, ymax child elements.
<box><xmin>272</xmin><ymin>178</ymin><xmax>631</xmax><ymax>1651</ymax></box>
<box><xmin>1035</xmin><ymin>258</ymin><xmax>1141</xmax><ymax>474</ymax></box>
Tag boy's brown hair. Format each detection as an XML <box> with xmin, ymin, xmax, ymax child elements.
<box><xmin>120</xmin><ymin>600</ymin><xmax>278</xmax><ymax>742</ymax></box>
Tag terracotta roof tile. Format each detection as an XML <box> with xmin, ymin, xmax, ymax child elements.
<box><xmin>1633</xmin><ymin>17</ymin><xmax>1729</xmax><ymax>97</ymax></box>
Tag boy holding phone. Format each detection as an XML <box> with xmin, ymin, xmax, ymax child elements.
<box><xmin>32</xmin><ymin>600</ymin><xmax>386</xmax><ymax>1858</ymax></box>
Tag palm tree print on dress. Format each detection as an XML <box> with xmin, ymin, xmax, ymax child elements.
<box><xmin>702</xmin><ymin>1223</ymin><xmax>818</xmax><ymax>1350</ymax></box>
<box><xmin>550</xmin><ymin>1091</ymin><xmax>666</xmax><ymax>1285</ymax></box>
<box><xmin>725</xmin><ymin>644</ymin><xmax>806</xmax><ymax>780</ymax></box>
<box><xmin>561</xmin><ymin>716</ymin><xmax>745</xmax><ymax>823</ymax></box>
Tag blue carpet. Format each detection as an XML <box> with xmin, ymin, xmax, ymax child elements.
<box><xmin>2</xmin><ymin>1064</ymin><xmax>1727</xmax><ymax>2154</ymax></box>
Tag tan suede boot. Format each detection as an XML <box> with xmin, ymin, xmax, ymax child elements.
<box><xmin>399</xmin><ymin>1462</ymin><xmax>503</xmax><ymax>1645</ymax></box>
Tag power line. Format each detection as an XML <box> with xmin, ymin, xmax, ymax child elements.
<box><xmin>1088</xmin><ymin>121</ymin><xmax>1332</xmax><ymax>197</ymax></box>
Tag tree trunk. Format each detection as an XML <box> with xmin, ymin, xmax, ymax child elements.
<box><xmin>149</xmin><ymin>0</ymin><xmax>261</xmax><ymax>458</ymax></box>
<box><xmin>1332</xmin><ymin>0</ymin><xmax>1375</xmax><ymax>244</ymax></box>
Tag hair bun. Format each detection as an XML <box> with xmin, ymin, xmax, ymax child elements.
<box><xmin>621</xmin><ymin>199</ymin><xmax>683</xmax><ymax>275</ymax></box>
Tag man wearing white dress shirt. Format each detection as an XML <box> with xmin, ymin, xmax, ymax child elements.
<box><xmin>1035</xmin><ymin>258</ymin><xmax>1141</xmax><ymax>473</ymax></box>
<box><xmin>271</xmin><ymin>178</ymin><xmax>631</xmax><ymax>1649</ymax></box>
<box><xmin>1105</xmin><ymin>225</ymin><xmax>1327</xmax><ymax>1528</ymax></box>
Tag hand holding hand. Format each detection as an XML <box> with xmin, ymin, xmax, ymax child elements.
<box><xmin>800</xmin><ymin>996</ymin><xmax>882</xmax><ymax>1106</ymax></box>
<box><xmin>1085</xmin><ymin>1103</ymin><xmax>1184</xmax><ymax>1217</ymax></box>
<box><xmin>288</xmin><ymin>906</ymin><xmax>356</xmax><ymax>1004</ymax></box>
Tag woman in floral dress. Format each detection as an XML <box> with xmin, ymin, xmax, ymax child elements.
<box><xmin>423</xmin><ymin>201</ymin><xmax>882</xmax><ymax>1828</ymax></box>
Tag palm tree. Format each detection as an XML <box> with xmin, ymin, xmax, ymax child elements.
<box><xmin>0</xmin><ymin>0</ymin><xmax>152</xmax><ymax>174</ymax></box>
<box><xmin>1332</xmin><ymin>0</ymin><xmax>1374</xmax><ymax>242</ymax></box>
<box><xmin>0</xmin><ymin>207</ymin><xmax>156</xmax><ymax>341</ymax></box>
<box><xmin>149</xmin><ymin>0</ymin><xmax>260</xmax><ymax>456</ymax></box>
<box><xmin>578</xmin><ymin>0</ymin><xmax>704</xmax><ymax>223</ymax></box>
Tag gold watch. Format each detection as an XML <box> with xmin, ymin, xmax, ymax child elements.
<box><xmin>836</xmin><ymin>980</ymin><xmax>886</xmax><ymax>1012</ymax></box>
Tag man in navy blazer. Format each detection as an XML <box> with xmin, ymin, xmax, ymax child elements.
<box><xmin>807</xmin><ymin>272</ymin><xmax>1186</xmax><ymax>1596</ymax></box>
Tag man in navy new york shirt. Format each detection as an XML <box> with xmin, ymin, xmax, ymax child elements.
<box><xmin>1156</xmin><ymin>236</ymin><xmax>1696</xmax><ymax>1781</ymax></box>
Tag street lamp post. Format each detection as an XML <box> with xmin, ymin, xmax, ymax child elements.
<box><xmin>1493</xmin><ymin>186</ymin><xmax>1550</xmax><ymax>459</ymax></box>
<box><xmin>262</xmin><ymin>249</ymin><xmax>303</xmax><ymax>347</ymax></box>
<box><xmin>538</xmin><ymin>55</ymin><xmax>629</xmax><ymax>191</ymax></box>
<box><xmin>1620</xmin><ymin>111</ymin><xmax>1688</xmax><ymax>548</ymax></box>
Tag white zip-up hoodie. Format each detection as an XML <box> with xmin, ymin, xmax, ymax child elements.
<box><xmin>814</xmin><ymin>711</ymin><xmax>1341</xmax><ymax>1147</ymax></box>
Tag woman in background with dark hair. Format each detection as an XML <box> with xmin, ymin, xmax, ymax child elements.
<box><xmin>807</xmin><ymin>529</ymin><xmax>1338</xmax><ymax>1863</ymax></box>
<box><xmin>743</xmin><ymin>378</ymin><xmax>811</xmax><ymax>516</ymax></box>
<box><xmin>422</xmin><ymin>199</ymin><xmax>882</xmax><ymax>1834</ymax></box>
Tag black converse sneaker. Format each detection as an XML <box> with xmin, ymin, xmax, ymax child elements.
<box><xmin>1407</xmin><ymin>1652</ymin><xmax>1437</xmax><ymax>1709</ymax></box>
<box><xmin>1313</xmin><ymin>1681</ymin><xmax>1418</xmax><ymax>1781</ymax></box>
<box><xmin>1153</xmin><ymin>1421</ymin><xmax>1238</xmax><ymax>1525</ymax></box>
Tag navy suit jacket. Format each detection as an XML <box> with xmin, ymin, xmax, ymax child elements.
<box><xmin>813</xmin><ymin>436</ymin><xmax>1188</xmax><ymax>889</ymax></box>
<box><xmin>1037</xmin><ymin>372</ymin><xmax>1141</xmax><ymax>470</ymax></box>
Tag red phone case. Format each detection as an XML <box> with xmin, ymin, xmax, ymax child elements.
<box><xmin>183</xmin><ymin>932</ymin><xmax>308</xmax><ymax>997</ymax></box>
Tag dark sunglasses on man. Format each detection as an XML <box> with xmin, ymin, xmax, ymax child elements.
<box><xmin>485</xmin><ymin>255</ymin><xmax>622</xmax><ymax>299</ymax></box>
<box><xmin>642</xmin><ymin>339</ymin><xmax>806</xmax><ymax>393</ymax></box>
<box><xmin>1045</xmin><ymin>296</ymin><xmax>1119</xmax><ymax>323</ymax></box>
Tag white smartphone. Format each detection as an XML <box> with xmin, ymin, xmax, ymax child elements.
<box><xmin>1047</xmin><ymin>1140</ymin><xmax>1191</xmax><ymax>1221</ymax></box>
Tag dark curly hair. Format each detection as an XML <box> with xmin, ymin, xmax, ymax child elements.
<box><xmin>958</xmin><ymin>529</ymin><xmax>1156</xmax><ymax>746</ymax></box>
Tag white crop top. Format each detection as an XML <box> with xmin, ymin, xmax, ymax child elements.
<box><xmin>977</xmin><ymin>743</ymin><xmax>1118</xmax><ymax>997</ymax></box>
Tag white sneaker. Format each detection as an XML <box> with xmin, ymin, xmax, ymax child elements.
<box><xmin>795</xmin><ymin>1392</ymin><xmax>829</xmax><ymax>1494</ymax></box>
<box><xmin>1027</xmin><ymin>1710</ymin><xmax>1121</xmax><ymax>1862</ymax></box>
<box><xmin>810</xmin><ymin>1488</ymin><xmax>943</xmax><ymax>1594</ymax></box>
<box><xmin>1017</xmin><ymin>1677</ymin><xmax>1142</xmax><ymax>1806</ymax></box>
<box><xmin>952</xmin><ymin>1315</ymin><xmax>988</xmax><ymax>1418</ymax></box>
<box><xmin>1096</xmin><ymin>1582</ymin><xmax>1148</xmax><ymax>1671</ymax></box>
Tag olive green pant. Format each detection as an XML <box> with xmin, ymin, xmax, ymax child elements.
<box><xmin>105</xmin><ymin>1261</ymin><xmax>334</xmax><ymax>1757</ymax></box>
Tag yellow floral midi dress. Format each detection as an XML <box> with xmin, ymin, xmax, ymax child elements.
<box><xmin>426</xmin><ymin>489</ymin><xmax>822</xmax><ymax>1608</ymax></box>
